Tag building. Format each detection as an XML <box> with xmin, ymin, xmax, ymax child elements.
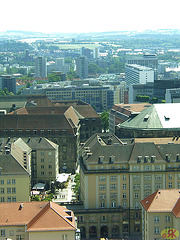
<box><xmin>109</xmin><ymin>103</ymin><xmax>151</xmax><ymax>133</ymax></box>
<box><xmin>0</xmin><ymin>138</ymin><xmax>30</xmax><ymax>203</ymax></box>
<box><xmin>128</xmin><ymin>82</ymin><xmax>154</xmax><ymax>103</ymax></box>
<box><xmin>22</xmin><ymin>84</ymin><xmax>114</xmax><ymax>111</ymax></box>
<box><xmin>12</xmin><ymin>138</ymin><xmax>59</xmax><ymax>187</ymax></box>
<box><xmin>76</xmin><ymin>56</ymin><xmax>88</xmax><ymax>79</ymax></box>
<box><xmin>0</xmin><ymin>75</ymin><xmax>16</xmax><ymax>94</ymax></box>
<box><xmin>0</xmin><ymin>201</ymin><xmax>77</xmax><ymax>240</ymax></box>
<box><xmin>0</xmin><ymin>100</ymin><xmax>101</xmax><ymax>173</ymax></box>
<box><xmin>116</xmin><ymin>103</ymin><xmax>180</xmax><ymax>138</ymax></box>
<box><xmin>140</xmin><ymin>189</ymin><xmax>180</xmax><ymax>240</ymax></box>
<box><xmin>125</xmin><ymin>64</ymin><xmax>154</xmax><ymax>87</ymax></box>
<box><xmin>127</xmin><ymin>54</ymin><xmax>158</xmax><ymax>80</ymax></box>
<box><xmin>165</xmin><ymin>88</ymin><xmax>180</xmax><ymax>103</ymax></box>
<box><xmin>35</xmin><ymin>57</ymin><xmax>47</xmax><ymax>78</ymax></box>
<box><xmin>93</xmin><ymin>47</ymin><xmax>100</xmax><ymax>59</ymax></box>
<box><xmin>77</xmin><ymin>133</ymin><xmax>180</xmax><ymax>239</ymax></box>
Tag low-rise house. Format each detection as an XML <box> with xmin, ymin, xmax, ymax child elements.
<box><xmin>0</xmin><ymin>201</ymin><xmax>77</xmax><ymax>240</ymax></box>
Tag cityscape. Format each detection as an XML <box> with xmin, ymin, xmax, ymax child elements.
<box><xmin>0</xmin><ymin>28</ymin><xmax>180</xmax><ymax>240</ymax></box>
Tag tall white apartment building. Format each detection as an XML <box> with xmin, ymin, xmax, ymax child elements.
<box><xmin>93</xmin><ymin>47</ymin><xmax>99</xmax><ymax>59</ymax></box>
<box><xmin>125</xmin><ymin>64</ymin><xmax>154</xmax><ymax>87</ymax></box>
<box><xmin>35</xmin><ymin>56</ymin><xmax>47</xmax><ymax>78</ymax></box>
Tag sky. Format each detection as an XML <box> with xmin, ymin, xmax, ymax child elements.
<box><xmin>0</xmin><ymin>0</ymin><xmax>180</xmax><ymax>34</ymax></box>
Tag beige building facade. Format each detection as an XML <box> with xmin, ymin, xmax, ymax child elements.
<box><xmin>77</xmin><ymin>134</ymin><xmax>180</xmax><ymax>239</ymax></box>
<box><xmin>141</xmin><ymin>189</ymin><xmax>180</xmax><ymax>240</ymax></box>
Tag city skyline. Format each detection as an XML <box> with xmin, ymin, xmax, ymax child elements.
<box><xmin>1</xmin><ymin>0</ymin><xmax>180</xmax><ymax>34</ymax></box>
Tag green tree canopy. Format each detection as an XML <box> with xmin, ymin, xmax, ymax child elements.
<box><xmin>100</xmin><ymin>111</ymin><xmax>109</xmax><ymax>133</ymax></box>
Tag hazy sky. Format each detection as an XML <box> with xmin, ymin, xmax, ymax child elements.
<box><xmin>1</xmin><ymin>0</ymin><xmax>179</xmax><ymax>33</ymax></box>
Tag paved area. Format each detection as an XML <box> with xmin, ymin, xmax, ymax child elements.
<box><xmin>53</xmin><ymin>174</ymin><xmax>76</xmax><ymax>203</ymax></box>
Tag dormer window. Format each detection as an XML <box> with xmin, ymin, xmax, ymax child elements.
<box><xmin>98</xmin><ymin>156</ymin><xmax>104</xmax><ymax>164</ymax></box>
<box><xmin>166</xmin><ymin>154</ymin><xmax>170</xmax><ymax>162</ymax></box>
<box><xmin>144</xmin><ymin>156</ymin><xmax>149</xmax><ymax>163</ymax></box>
<box><xmin>109</xmin><ymin>156</ymin><xmax>115</xmax><ymax>164</ymax></box>
<box><xmin>137</xmin><ymin>156</ymin><xmax>142</xmax><ymax>163</ymax></box>
<box><xmin>151</xmin><ymin>156</ymin><xmax>156</xmax><ymax>163</ymax></box>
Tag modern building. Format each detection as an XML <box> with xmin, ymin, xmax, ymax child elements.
<box><xmin>35</xmin><ymin>57</ymin><xmax>47</xmax><ymax>78</ymax></box>
<box><xmin>109</xmin><ymin>103</ymin><xmax>151</xmax><ymax>133</ymax></box>
<box><xmin>77</xmin><ymin>133</ymin><xmax>180</xmax><ymax>239</ymax></box>
<box><xmin>127</xmin><ymin>54</ymin><xmax>158</xmax><ymax>80</ymax></box>
<box><xmin>128</xmin><ymin>82</ymin><xmax>154</xmax><ymax>103</ymax></box>
<box><xmin>22</xmin><ymin>84</ymin><xmax>114</xmax><ymax>111</ymax></box>
<box><xmin>125</xmin><ymin>64</ymin><xmax>154</xmax><ymax>87</ymax></box>
<box><xmin>165</xmin><ymin>88</ymin><xmax>180</xmax><ymax>103</ymax></box>
<box><xmin>93</xmin><ymin>47</ymin><xmax>100</xmax><ymax>59</ymax></box>
<box><xmin>0</xmin><ymin>201</ymin><xmax>77</xmax><ymax>240</ymax></box>
<box><xmin>116</xmin><ymin>103</ymin><xmax>180</xmax><ymax>138</ymax></box>
<box><xmin>0</xmin><ymin>138</ymin><xmax>30</xmax><ymax>203</ymax></box>
<box><xmin>76</xmin><ymin>56</ymin><xmax>88</xmax><ymax>79</ymax></box>
<box><xmin>140</xmin><ymin>189</ymin><xmax>180</xmax><ymax>240</ymax></box>
<box><xmin>0</xmin><ymin>75</ymin><xmax>16</xmax><ymax>94</ymax></box>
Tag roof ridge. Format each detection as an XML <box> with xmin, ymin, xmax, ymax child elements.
<box><xmin>26</xmin><ymin>202</ymin><xmax>50</xmax><ymax>230</ymax></box>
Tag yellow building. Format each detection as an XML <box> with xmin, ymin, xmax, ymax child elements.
<box><xmin>0</xmin><ymin>201</ymin><xmax>77</xmax><ymax>240</ymax></box>
<box><xmin>140</xmin><ymin>189</ymin><xmax>180</xmax><ymax>240</ymax></box>
<box><xmin>0</xmin><ymin>144</ymin><xmax>30</xmax><ymax>203</ymax></box>
<box><xmin>77</xmin><ymin>134</ymin><xmax>180</xmax><ymax>239</ymax></box>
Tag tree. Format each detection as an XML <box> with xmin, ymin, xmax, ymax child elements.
<box><xmin>100</xmin><ymin>111</ymin><xmax>109</xmax><ymax>133</ymax></box>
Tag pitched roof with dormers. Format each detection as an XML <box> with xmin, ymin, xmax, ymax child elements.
<box><xmin>0</xmin><ymin>201</ymin><xmax>77</xmax><ymax>231</ymax></box>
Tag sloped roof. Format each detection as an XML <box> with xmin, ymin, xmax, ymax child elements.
<box><xmin>120</xmin><ymin>103</ymin><xmax>180</xmax><ymax>130</ymax></box>
<box><xmin>0</xmin><ymin>202</ymin><xmax>76</xmax><ymax>231</ymax></box>
<box><xmin>172</xmin><ymin>197</ymin><xmax>180</xmax><ymax>218</ymax></box>
<box><xmin>140</xmin><ymin>189</ymin><xmax>180</xmax><ymax>214</ymax></box>
<box><xmin>0</xmin><ymin>154</ymin><xmax>29</xmax><ymax>175</ymax></box>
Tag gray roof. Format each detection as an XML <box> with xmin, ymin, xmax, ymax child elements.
<box><xmin>120</xmin><ymin>103</ymin><xmax>180</xmax><ymax>130</ymax></box>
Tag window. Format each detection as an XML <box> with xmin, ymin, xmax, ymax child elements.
<box><xmin>41</xmin><ymin>165</ymin><xmax>44</xmax><ymax>169</ymax></box>
<box><xmin>41</xmin><ymin>172</ymin><xmax>44</xmax><ymax>176</ymax></box>
<box><xmin>110</xmin><ymin>193</ymin><xmax>117</xmax><ymax>199</ymax></box>
<box><xmin>7</xmin><ymin>179</ymin><xmax>11</xmax><ymax>184</ymax></box>
<box><xmin>78</xmin><ymin>216</ymin><xmax>84</xmax><ymax>223</ymax></box>
<box><xmin>155</xmin><ymin>183</ymin><xmax>162</xmax><ymax>189</ymax></box>
<box><xmin>122</xmin><ymin>183</ymin><xmax>126</xmax><ymax>190</ymax></box>
<box><xmin>41</xmin><ymin>158</ymin><xmax>44</xmax><ymax>163</ymax></box>
<box><xmin>133</xmin><ymin>175</ymin><xmax>140</xmax><ymax>181</ymax></box>
<box><xmin>12</xmin><ymin>179</ymin><xmax>16</xmax><ymax>184</ymax></box>
<box><xmin>0</xmin><ymin>230</ymin><xmax>5</xmax><ymax>236</ymax></box>
<box><xmin>0</xmin><ymin>197</ymin><xmax>5</xmax><ymax>202</ymax></box>
<box><xmin>122</xmin><ymin>175</ymin><xmax>127</xmax><ymax>181</ymax></box>
<box><xmin>123</xmin><ymin>193</ymin><xmax>127</xmax><ymax>199</ymax></box>
<box><xmin>168</xmin><ymin>182</ymin><xmax>172</xmax><ymax>189</ymax></box>
<box><xmin>155</xmin><ymin>165</ymin><xmax>161</xmax><ymax>170</ymax></box>
<box><xmin>110</xmin><ymin>184</ymin><xmax>117</xmax><ymax>190</ymax></box>
<box><xmin>100</xmin><ymin>201</ymin><xmax>105</xmax><ymax>208</ymax></box>
<box><xmin>99</xmin><ymin>176</ymin><xmax>106</xmax><ymax>182</ymax></box>
<box><xmin>123</xmin><ymin>201</ymin><xmax>127</xmax><ymax>208</ymax></box>
<box><xmin>155</xmin><ymin>174</ymin><xmax>162</xmax><ymax>181</ymax></box>
<box><xmin>48</xmin><ymin>165</ymin><xmax>52</xmax><ymax>169</ymax></box>
<box><xmin>134</xmin><ymin>192</ymin><xmax>139</xmax><ymax>198</ymax></box>
<box><xmin>7</xmin><ymin>188</ymin><xmax>11</xmax><ymax>194</ymax></box>
<box><xmin>168</xmin><ymin>174</ymin><xmax>172</xmax><ymax>180</ymax></box>
<box><xmin>165</xmin><ymin>216</ymin><xmax>171</xmax><ymax>222</ymax></box>
<box><xmin>99</xmin><ymin>184</ymin><xmax>106</xmax><ymax>191</ymax></box>
<box><xmin>154</xmin><ymin>216</ymin><xmax>160</xmax><ymax>223</ymax></box>
<box><xmin>16</xmin><ymin>235</ymin><xmax>24</xmax><ymax>240</ymax></box>
<box><xmin>12</xmin><ymin>197</ymin><xmax>16</xmax><ymax>202</ymax></box>
<box><xmin>0</xmin><ymin>180</ymin><xmax>4</xmax><ymax>185</ymax></box>
<box><xmin>154</xmin><ymin>227</ymin><xmax>160</xmax><ymax>234</ymax></box>
<box><xmin>133</xmin><ymin>184</ymin><xmax>140</xmax><ymax>190</ymax></box>
<box><xmin>110</xmin><ymin>175</ymin><xmax>117</xmax><ymax>181</ymax></box>
<box><xmin>99</xmin><ymin>193</ymin><xmax>106</xmax><ymax>199</ymax></box>
<box><xmin>135</xmin><ymin>201</ymin><xmax>139</xmax><ymax>209</ymax></box>
<box><xmin>144</xmin><ymin>175</ymin><xmax>151</xmax><ymax>181</ymax></box>
<box><xmin>111</xmin><ymin>201</ymin><xmax>116</xmax><ymax>208</ymax></box>
<box><xmin>101</xmin><ymin>215</ymin><xmax>106</xmax><ymax>222</ymax></box>
<box><xmin>0</xmin><ymin>188</ymin><xmax>4</xmax><ymax>194</ymax></box>
<box><xmin>62</xmin><ymin>146</ymin><xmax>67</xmax><ymax>152</ymax></box>
<box><xmin>7</xmin><ymin>197</ymin><xmax>11</xmax><ymax>202</ymax></box>
<box><xmin>12</xmin><ymin>188</ymin><xmax>16</xmax><ymax>194</ymax></box>
<box><xmin>145</xmin><ymin>165</ymin><xmax>151</xmax><ymax>171</ymax></box>
<box><xmin>145</xmin><ymin>184</ymin><xmax>151</xmax><ymax>190</ymax></box>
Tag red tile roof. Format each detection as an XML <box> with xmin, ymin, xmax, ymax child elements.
<box><xmin>0</xmin><ymin>201</ymin><xmax>76</xmax><ymax>231</ymax></box>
